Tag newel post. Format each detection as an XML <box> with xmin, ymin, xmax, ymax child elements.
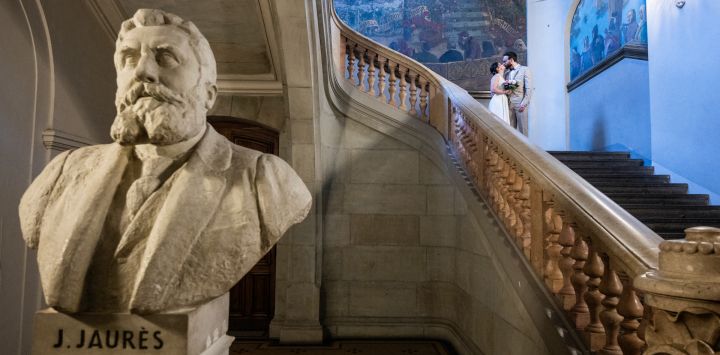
<box><xmin>635</xmin><ymin>226</ymin><xmax>720</xmax><ymax>355</ymax></box>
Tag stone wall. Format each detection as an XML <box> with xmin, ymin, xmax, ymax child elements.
<box><xmin>319</xmin><ymin>117</ymin><xmax>549</xmax><ymax>354</ymax></box>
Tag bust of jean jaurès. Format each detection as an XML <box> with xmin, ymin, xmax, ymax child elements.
<box><xmin>19</xmin><ymin>8</ymin><xmax>311</xmax><ymax>314</ymax></box>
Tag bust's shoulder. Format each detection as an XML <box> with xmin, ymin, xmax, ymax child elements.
<box><xmin>225</xmin><ymin>142</ymin><xmax>294</xmax><ymax>176</ymax></box>
<box><xmin>226</xmin><ymin>143</ymin><xmax>263</xmax><ymax>170</ymax></box>
<box><xmin>58</xmin><ymin>143</ymin><xmax>123</xmax><ymax>166</ymax></box>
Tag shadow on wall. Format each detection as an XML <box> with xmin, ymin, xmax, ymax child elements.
<box><xmin>590</xmin><ymin>117</ymin><xmax>607</xmax><ymax>151</ymax></box>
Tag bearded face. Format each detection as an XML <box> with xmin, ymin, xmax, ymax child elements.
<box><xmin>111</xmin><ymin>81</ymin><xmax>205</xmax><ymax>145</ymax></box>
<box><xmin>111</xmin><ymin>25</ymin><xmax>210</xmax><ymax>146</ymax></box>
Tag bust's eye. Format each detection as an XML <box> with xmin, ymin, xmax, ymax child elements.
<box><xmin>120</xmin><ymin>52</ymin><xmax>139</xmax><ymax>68</ymax></box>
<box><xmin>156</xmin><ymin>50</ymin><xmax>179</xmax><ymax>67</ymax></box>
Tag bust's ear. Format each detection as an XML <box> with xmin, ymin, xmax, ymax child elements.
<box><xmin>204</xmin><ymin>83</ymin><xmax>218</xmax><ymax>110</ymax></box>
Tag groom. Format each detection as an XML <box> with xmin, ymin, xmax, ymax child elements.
<box><xmin>503</xmin><ymin>52</ymin><xmax>532</xmax><ymax>136</ymax></box>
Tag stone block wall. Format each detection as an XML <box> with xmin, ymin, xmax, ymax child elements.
<box><xmin>320</xmin><ymin>119</ymin><xmax>549</xmax><ymax>354</ymax></box>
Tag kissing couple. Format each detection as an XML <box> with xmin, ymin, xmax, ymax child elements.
<box><xmin>487</xmin><ymin>51</ymin><xmax>532</xmax><ymax>136</ymax></box>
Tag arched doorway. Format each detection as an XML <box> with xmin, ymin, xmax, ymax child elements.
<box><xmin>209</xmin><ymin>116</ymin><xmax>279</xmax><ymax>339</ymax></box>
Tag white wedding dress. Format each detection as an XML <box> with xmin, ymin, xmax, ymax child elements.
<box><xmin>488</xmin><ymin>74</ymin><xmax>510</xmax><ymax>125</ymax></box>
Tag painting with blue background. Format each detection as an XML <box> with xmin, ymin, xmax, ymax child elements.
<box><xmin>569</xmin><ymin>0</ymin><xmax>647</xmax><ymax>81</ymax></box>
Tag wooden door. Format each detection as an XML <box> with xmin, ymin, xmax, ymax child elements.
<box><xmin>209</xmin><ymin>117</ymin><xmax>279</xmax><ymax>338</ymax></box>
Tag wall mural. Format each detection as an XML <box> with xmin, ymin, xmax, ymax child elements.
<box><xmin>334</xmin><ymin>0</ymin><xmax>527</xmax><ymax>92</ymax></box>
<box><xmin>569</xmin><ymin>0</ymin><xmax>647</xmax><ymax>81</ymax></box>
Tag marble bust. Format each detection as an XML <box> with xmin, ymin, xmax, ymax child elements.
<box><xmin>18</xmin><ymin>9</ymin><xmax>311</xmax><ymax>314</ymax></box>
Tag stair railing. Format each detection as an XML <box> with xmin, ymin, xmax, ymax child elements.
<box><xmin>326</xmin><ymin>2</ymin><xmax>720</xmax><ymax>354</ymax></box>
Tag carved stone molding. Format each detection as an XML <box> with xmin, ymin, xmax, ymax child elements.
<box><xmin>42</xmin><ymin>129</ymin><xmax>95</xmax><ymax>152</ymax></box>
<box><xmin>636</xmin><ymin>226</ymin><xmax>720</xmax><ymax>354</ymax></box>
<box><xmin>567</xmin><ymin>44</ymin><xmax>648</xmax><ymax>93</ymax></box>
<box><xmin>644</xmin><ymin>308</ymin><xmax>720</xmax><ymax>355</ymax></box>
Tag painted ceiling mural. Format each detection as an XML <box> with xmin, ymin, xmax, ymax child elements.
<box><xmin>334</xmin><ymin>0</ymin><xmax>527</xmax><ymax>92</ymax></box>
<box><xmin>569</xmin><ymin>0</ymin><xmax>647</xmax><ymax>81</ymax></box>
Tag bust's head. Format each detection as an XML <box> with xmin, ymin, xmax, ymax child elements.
<box><xmin>111</xmin><ymin>9</ymin><xmax>217</xmax><ymax>146</ymax></box>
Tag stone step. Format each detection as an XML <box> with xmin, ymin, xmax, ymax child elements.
<box><xmin>609</xmin><ymin>194</ymin><xmax>710</xmax><ymax>205</ymax></box>
<box><xmin>625</xmin><ymin>206</ymin><xmax>720</xmax><ymax>219</ymax></box>
<box><xmin>548</xmin><ymin>151</ymin><xmax>631</xmax><ymax>161</ymax></box>
<box><xmin>656</xmin><ymin>232</ymin><xmax>686</xmax><ymax>240</ymax></box>
<box><xmin>595</xmin><ymin>184</ymin><xmax>688</xmax><ymax>194</ymax></box>
<box><xmin>584</xmin><ymin>175</ymin><xmax>671</xmax><ymax>184</ymax></box>
<box><xmin>570</xmin><ymin>166</ymin><xmax>655</xmax><ymax>175</ymax></box>
<box><xmin>607</xmin><ymin>194</ymin><xmax>709</xmax><ymax>208</ymax></box>
<box><xmin>644</xmin><ymin>221</ymin><xmax>720</xmax><ymax>237</ymax></box>
<box><xmin>561</xmin><ymin>159</ymin><xmax>646</xmax><ymax>168</ymax></box>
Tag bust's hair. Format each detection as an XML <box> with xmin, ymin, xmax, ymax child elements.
<box><xmin>116</xmin><ymin>9</ymin><xmax>217</xmax><ymax>87</ymax></box>
<box><xmin>490</xmin><ymin>62</ymin><xmax>500</xmax><ymax>75</ymax></box>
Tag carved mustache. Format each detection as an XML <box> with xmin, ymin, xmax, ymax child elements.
<box><xmin>117</xmin><ymin>82</ymin><xmax>184</xmax><ymax>112</ymax></box>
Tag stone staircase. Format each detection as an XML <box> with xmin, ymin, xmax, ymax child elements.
<box><xmin>549</xmin><ymin>151</ymin><xmax>720</xmax><ymax>239</ymax></box>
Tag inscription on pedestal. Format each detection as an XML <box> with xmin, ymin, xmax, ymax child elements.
<box><xmin>51</xmin><ymin>328</ymin><xmax>164</xmax><ymax>350</ymax></box>
<box><xmin>33</xmin><ymin>294</ymin><xmax>232</xmax><ymax>355</ymax></box>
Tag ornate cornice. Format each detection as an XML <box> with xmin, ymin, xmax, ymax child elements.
<box><xmin>42</xmin><ymin>129</ymin><xmax>95</xmax><ymax>152</ymax></box>
<box><xmin>566</xmin><ymin>44</ymin><xmax>648</xmax><ymax>92</ymax></box>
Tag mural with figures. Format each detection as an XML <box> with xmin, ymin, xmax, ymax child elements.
<box><xmin>334</xmin><ymin>0</ymin><xmax>527</xmax><ymax>92</ymax></box>
<box><xmin>569</xmin><ymin>0</ymin><xmax>647</xmax><ymax>81</ymax></box>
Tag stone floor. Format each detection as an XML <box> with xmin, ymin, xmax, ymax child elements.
<box><xmin>230</xmin><ymin>340</ymin><xmax>454</xmax><ymax>355</ymax></box>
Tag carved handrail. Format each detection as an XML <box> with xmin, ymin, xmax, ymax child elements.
<box><xmin>325</xmin><ymin>2</ymin><xmax>720</xmax><ymax>354</ymax></box>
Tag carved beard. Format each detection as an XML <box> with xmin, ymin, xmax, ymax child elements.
<box><xmin>111</xmin><ymin>82</ymin><xmax>205</xmax><ymax>145</ymax></box>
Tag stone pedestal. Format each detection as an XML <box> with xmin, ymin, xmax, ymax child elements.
<box><xmin>32</xmin><ymin>293</ymin><xmax>234</xmax><ymax>355</ymax></box>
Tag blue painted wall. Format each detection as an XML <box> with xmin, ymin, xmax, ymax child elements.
<box><xmin>568</xmin><ymin>58</ymin><xmax>651</xmax><ymax>159</ymax></box>
<box><xmin>647</xmin><ymin>1</ymin><xmax>720</xmax><ymax>202</ymax></box>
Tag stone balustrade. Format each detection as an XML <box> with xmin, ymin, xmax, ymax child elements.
<box><xmin>328</xmin><ymin>3</ymin><xmax>720</xmax><ymax>354</ymax></box>
<box><xmin>341</xmin><ymin>37</ymin><xmax>436</xmax><ymax>123</ymax></box>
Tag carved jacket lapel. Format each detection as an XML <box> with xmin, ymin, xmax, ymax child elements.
<box><xmin>129</xmin><ymin>126</ymin><xmax>232</xmax><ymax>313</ymax></box>
<box><xmin>38</xmin><ymin>144</ymin><xmax>131</xmax><ymax>312</ymax></box>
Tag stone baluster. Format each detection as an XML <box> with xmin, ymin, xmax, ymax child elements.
<box><xmin>583</xmin><ymin>249</ymin><xmax>606</xmax><ymax>351</ymax></box>
<box><xmin>617</xmin><ymin>286</ymin><xmax>645</xmax><ymax>355</ymax></box>
<box><xmin>408</xmin><ymin>71</ymin><xmax>418</xmax><ymax>116</ymax></box>
<box><xmin>503</xmin><ymin>167</ymin><xmax>517</xmax><ymax>230</ymax></box>
<box><xmin>498</xmin><ymin>159</ymin><xmax>511</xmax><ymax>216</ymax></box>
<box><xmin>485</xmin><ymin>149</ymin><xmax>498</xmax><ymax>198</ymax></box>
<box><xmin>598</xmin><ymin>258</ymin><xmax>623</xmax><ymax>355</ymax></box>
<box><xmin>398</xmin><ymin>66</ymin><xmax>408</xmax><ymax>110</ymax></box>
<box><xmin>366</xmin><ymin>52</ymin><xmax>376</xmax><ymax>95</ymax></box>
<box><xmin>387</xmin><ymin>61</ymin><xmax>398</xmax><ymax>106</ymax></box>
<box><xmin>356</xmin><ymin>46</ymin><xmax>366</xmax><ymax>90</ymax></box>
<box><xmin>558</xmin><ymin>223</ymin><xmax>577</xmax><ymax>310</ymax></box>
<box><xmin>494</xmin><ymin>157</ymin><xmax>506</xmax><ymax>213</ymax></box>
<box><xmin>544</xmin><ymin>207</ymin><xmax>563</xmax><ymax>294</ymax></box>
<box><xmin>519</xmin><ymin>176</ymin><xmax>532</xmax><ymax>259</ymax></box>
<box><xmin>491</xmin><ymin>157</ymin><xmax>504</xmax><ymax>211</ymax></box>
<box><xmin>340</xmin><ymin>36</ymin><xmax>347</xmax><ymax>75</ymax></box>
<box><xmin>511</xmin><ymin>172</ymin><xmax>525</xmax><ymax>239</ymax></box>
<box><xmin>635</xmin><ymin>226</ymin><xmax>720</xmax><ymax>355</ymax></box>
<box><xmin>419</xmin><ymin>77</ymin><xmax>429</xmax><ymax>120</ymax></box>
<box><xmin>570</xmin><ymin>235</ymin><xmax>590</xmax><ymax>330</ymax></box>
<box><xmin>346</xmin><ymin>40</ymin><xmax>356</xmax><ymax>81</ymax></box>
<box><xmin>376</xmin><ymin>56</ymin><xmax>387</xmax><ymax>101</ymax></box>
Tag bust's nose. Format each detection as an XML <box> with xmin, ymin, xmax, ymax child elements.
<box><xmin>134</xmin><ymin>54</ymin><xmax>158</xmax><ymax>83</ymax></box>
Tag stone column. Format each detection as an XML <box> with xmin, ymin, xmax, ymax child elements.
<box><xmin>635</xmin><ymin>226</ymin><xmax>720</xmax><ymax>355</ymax></box>
<box><xmin>268</xmin><ymin>0</ymin><xmax>324</xmax><ymax>344</ymax></box>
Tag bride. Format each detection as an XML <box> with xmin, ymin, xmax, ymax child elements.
<box><xmin>488</xmin><ymin>62</ymin><xmax>511</xmax><ymax>125</ymax></box>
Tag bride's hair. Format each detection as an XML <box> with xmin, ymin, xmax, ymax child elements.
<box><xmin>490</xmin><ymin>62</ymin><xmax>501</xmax><ymax>75</ymax></box>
